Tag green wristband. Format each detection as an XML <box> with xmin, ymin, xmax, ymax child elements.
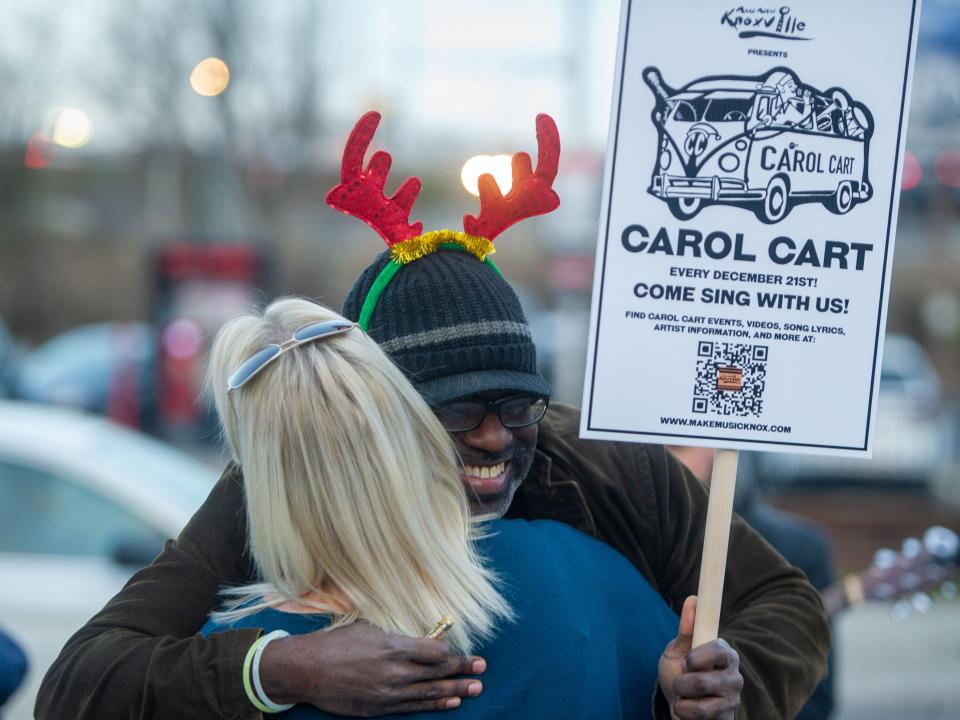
<box><xmin>243</xmin><ymin>635</ymin><xmax>273</xmax><ymax>714</ymax></box>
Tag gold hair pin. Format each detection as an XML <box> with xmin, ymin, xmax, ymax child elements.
<box><xmin>426</xmin><ymin>615</ymin><xmax>455</xmax><ymax>640</ymax></box>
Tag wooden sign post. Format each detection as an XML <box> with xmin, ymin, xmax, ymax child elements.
<box><xmin>692</xmin><ymin>449</ymin><xmax>739</xmax><ymax>647</ymax></box>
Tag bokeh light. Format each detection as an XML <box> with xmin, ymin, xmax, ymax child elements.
<box><xmin>901</xmin><ymin>150</ymin><xmax>922</xmax><ymax>191</ymax></box>
<box><xmin>933</xmin><ymin>149</ymin><xmax>960</xmax><ymax>188</ymax></box>
<box><xmin>161</xmin><ymin>319</ymin><xmax>204</xmax><ymax>360</ymax></box>
<box><xmin>461</xmin><ymin>154</ymin><xmax>513</xmax><ymax>197</ymax></box>
<box><xmin>24</xmin><ymin>132</ymin><xmax>52</xmax><ymax>169</ymax></box>
<box><xmin>51</xmin><ymin>108</ymin><xmax>92</xmax><ymax>148</ymax></box>
<box><xmin>189</xmin><ymin>57</ymin><xmax>230</xmax><ymax>97</ymax></box>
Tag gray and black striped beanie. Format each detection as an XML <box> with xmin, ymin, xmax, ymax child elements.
<box><xmin>342</xmin><ymin>248</ymin><xmax>552</xmax><ymax>405</ymax></box>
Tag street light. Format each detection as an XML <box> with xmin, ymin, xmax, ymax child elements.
<box><xmin>190</xmin><ymin>57</ymin><xmax>230</xmax><ymax>97</ymax></box>
<box><xmin>460</xmin><ymin>154</ymin><xmax>513</xmax><ymax>197</ymax></box>
<box><xmin>51</xmin><ymin>108</ymin><xmax>92</xmax><ymax>148</ymax></box>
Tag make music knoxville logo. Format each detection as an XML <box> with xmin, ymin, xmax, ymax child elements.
<box><xmin>720</xmin><ymin>6</ymin><xmax>813</xmax><ymax>41</ymax></box>
<box><xmin>717</xmin><ymin>366</ymin><xmax>744</xmax><ymax>392</ymax></box>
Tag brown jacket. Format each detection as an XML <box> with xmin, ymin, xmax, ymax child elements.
<box><xmin>37</xmin><ymin>404</ymin><xmax>829</xmax><ymax>719</ymax></box>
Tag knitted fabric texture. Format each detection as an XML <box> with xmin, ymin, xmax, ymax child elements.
<box><xmin>342</xmin><ymin>249</ymin><xmax>551</xmax><ymax>404</ymax></box>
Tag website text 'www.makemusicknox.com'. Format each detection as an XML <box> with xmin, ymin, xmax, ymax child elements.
<box><xmin>660</xmin><ymin>417</ymin><xmax>792</xmax><ymax>434</ymax></box>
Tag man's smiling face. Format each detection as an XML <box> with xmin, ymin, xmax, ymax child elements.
<box><xmin>442</xmin><ymin>391</ymin><xmax>540</xmax><ymax>517</ymax></box>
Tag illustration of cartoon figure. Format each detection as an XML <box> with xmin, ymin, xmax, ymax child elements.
<box><xmin>644</xmin><ymin>67</ymin><xmax>874</xmax><ymax>224</ymax></box>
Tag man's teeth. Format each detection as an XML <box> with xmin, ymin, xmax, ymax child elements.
<box><xmin>463</xmin><ymin>462</ymin><xmax>506</xmax><ymax>479</ymax></box>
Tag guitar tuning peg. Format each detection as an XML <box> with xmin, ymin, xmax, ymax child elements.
<box><xmin>890</xmin><ymin>600</ymin><xmax>911</xmax><ymax>623</ymax></box>
<box><xmin>901</xmin><ymin>537</ymin><xmax>922</xmax><ymax>558</ymax></box>
<box><xmin>910</xmin><ymin>592</ymin><xmax>932</xmax><ymax>613</ymax></box>
<box><xmin>873</xmin><ymin>581</ymin><xmax>895</xmax><ymax>600</ymax></box>
<box><xmin>923</xmin><ymin>526</ymin><xmax>959</xmax><ymax>561</ymax></box>
<box><xmin>941</xmin><ymin>581</ymin><xmax>957</xmax><ymax>600</ymax></box>
<box><xmin>874</xmin><ymin>548</ymin><xmax>898</xmax><ymax>569</ymax></box>
<box><xmin>901</xmin><ymin>571</ymin><xmax>921</xmax><ymax>590</ymax></box>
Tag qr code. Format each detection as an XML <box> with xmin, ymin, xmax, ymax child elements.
<box><xmin>692</xmin><ymin>342</ymin><xmax>768</xmax><ymax>417</ymax></box>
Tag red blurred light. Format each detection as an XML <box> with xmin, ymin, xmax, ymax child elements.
<box><xmin>934</xmin><ymin>149</ymin><xmax>960</xmax><ymax>188</ymax></box>
<box><xmin>548</xmin><ymin>255</ymin><xmax>595</xmax><ymax>291</ymax></box>
<box><xmin>155</xmin><ymin>244</ymin><xmax>261</xmax><ymax>280</ymax></box>
<box><xmin>900</xmin><ymin>150</ymin><xmax>921</xmax><ymax>191</ymax></box>
<box><xmin>24</xmin><ymin>132</ymin><xmax>52</xmax><ymax>169</ymax></box>
<box><xmin>162</xmin><ymin>318</ymin><xmax>203</xmax><ymax>360</ymax></box>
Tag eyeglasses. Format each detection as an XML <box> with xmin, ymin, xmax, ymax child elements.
<box><xmin>432</xmin><ymin>396</ymin><xmax>549</xmax><ymax>432</ymax></box>
<box><xmin>227</xmin><ymin>320</ymin><xmax>356</xmax><ymax>391</ymax></box>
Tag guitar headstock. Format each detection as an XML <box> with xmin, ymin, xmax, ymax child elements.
<box><xmin>855</xmin><ymin>526</ymin><xmax>958</xmax><ymax>620</ymax></box>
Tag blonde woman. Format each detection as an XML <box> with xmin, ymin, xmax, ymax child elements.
<box><xmin>202</xmin><ymin>298</ymin><xmax>678</xmax><ymax>719</ymax></box>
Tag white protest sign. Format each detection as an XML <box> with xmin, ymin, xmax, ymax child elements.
<box><xmin>581</xmin><ymin>0</ymin><xmax>922</xmax><ymax>457</ymax></box>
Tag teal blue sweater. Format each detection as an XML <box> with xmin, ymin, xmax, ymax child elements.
<box><xmin>203</xmin><ymin>519</ymin><xmax>679</xmax><ymax>719</ymax></box>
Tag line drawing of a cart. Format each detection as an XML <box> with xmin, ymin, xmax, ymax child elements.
<box><xmin>643</xmin><ymin>67</ymin><xmax>874</xmax><ymax>224</ymax></box>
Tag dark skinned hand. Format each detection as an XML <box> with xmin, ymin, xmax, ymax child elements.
<box><xmin>658</xmin><ymin>596</ymin><xmax>744</xmax><ymax>720</ymax></box>
<box><xmin>258</xmin><ymin>620</ymin><xmax>486</xmax><ymax>716</ymax></box>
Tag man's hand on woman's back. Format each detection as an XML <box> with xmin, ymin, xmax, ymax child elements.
<box><xmin>260</xmin><ymin>620</ymin><xmax>486</xmax><ymax>716</ymax></box>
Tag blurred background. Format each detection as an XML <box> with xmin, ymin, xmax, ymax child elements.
<box><xmin>0</xmin><ymin>1</ymin><xmax>958</xmax><ymax>718</ymax></box>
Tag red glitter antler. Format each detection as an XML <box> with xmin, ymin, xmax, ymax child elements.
<box><xmin>325</xmin><ymin>111</ymin><xmax>424</xmax><ymax>247</ymax></box>
<box><xmin>463</xmin><ymin>113</ymin><xmax>560</xmax><ymax>241</ymax></box>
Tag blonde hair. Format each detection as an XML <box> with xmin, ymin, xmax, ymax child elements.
<box><xmin>208</xmin><ymin>297</ymin><xmax>510</xmax><ymax>653</ymax></box>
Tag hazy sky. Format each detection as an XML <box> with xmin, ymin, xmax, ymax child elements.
<box><xmin>0</xmin><ymin>0</ymin><xmax>621</xmax><ymax>156</ymax></box>
<box><xmin>1</xmin><ymin>0</ymin><xmax>956</xmax><ymax>161</ymax></box>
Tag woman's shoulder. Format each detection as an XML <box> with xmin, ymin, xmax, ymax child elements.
<box><xmin>481</xmin><ymin>518</ymin><xmax>678</xmax><ymax>646</ymax></box>
<box><xmin>488</xmin><ymin>517</ymin><xmax>608</xmax><ymax>546</ymax></box>
<box><xmin>485</xmin><ymin>518</ymin><xmax>641</xmax><ymax>572</ymax></box>
<box><xmin>201</xmin><ymin>601</ymin><xmax>332</xmax><ymax>637</ymax></box>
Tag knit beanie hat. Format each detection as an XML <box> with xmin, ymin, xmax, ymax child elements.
<box><xmin>342</xmin><ymin>248</ymin><xmax>551</xmax><ymax>404</ymax></box>
<box><xmin>328</xmin><ymin>111</ymin><xmax>560</xmax><ymax>404</ymax></box>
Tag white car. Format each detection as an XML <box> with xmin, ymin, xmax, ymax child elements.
<box><xmin>758</xmin><ymin>334</ymin><xmax>951</xmax><ymax>486</ymax></box>
<box><xmin>0</xmin><ymin>401</ymin><xmax>218</xmax><ymax>720</ymax></box>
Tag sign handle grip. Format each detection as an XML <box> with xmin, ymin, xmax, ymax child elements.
<box><xmin>692</xmin><ymin>448</ymin><xmax>739</xmax><ymax>648</ymax></box>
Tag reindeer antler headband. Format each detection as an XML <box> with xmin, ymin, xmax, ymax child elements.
<box><xmin>326</xmin><ymin>111</ymin><xmax>561</xmax><ymax>330</ymax></box>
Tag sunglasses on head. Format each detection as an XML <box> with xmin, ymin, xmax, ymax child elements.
<box><xmin>227</xmin><ymin>320</ymin><xmax>357</xmax><ymax>391</ymax></box>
